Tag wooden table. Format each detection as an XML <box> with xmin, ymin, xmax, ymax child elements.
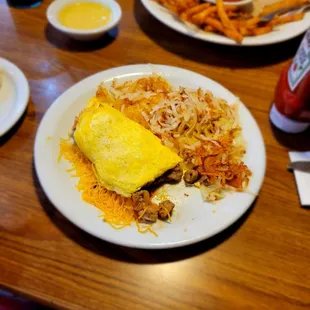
<box><xmin>1</xmin><ymin>0</ymin><xmax>310</xmax><ymax>309</ymax></box>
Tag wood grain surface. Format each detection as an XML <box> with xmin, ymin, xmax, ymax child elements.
<box><xmin>1</xmin><ymin>0</ymin><xmax>310</xmax><ymax>309</ymax></box>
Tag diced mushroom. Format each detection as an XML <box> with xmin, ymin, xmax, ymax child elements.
<box><xmin>144</xmin><ymin>164</ymin><xmax>184</xmax><ymax>189</ymax></box>
<box><xmin>150</xmin><ymin>164</ymin><xmax>183</xmax><ymax>187</ymax></box>
<box><xmin>132</xmin><ymin>191</ymin><xmax>159</xmax><ymax>223</ymax></box>
<box><xmin>132</xmin><ymin>190</ymin><xmax>150</xmax><ymax>206</ymax></box>
<box><xmin>138</xmin><ymin>203</ymin><xmax>159</xmax><ymax>223</ymax></box>
<box><xmin>158</xmin><ymin>200</ymin><xmax>175</xmax><ymax>220</ymax></box>
<box><xmin>132</xmin><ymin>190</ymin><xmax>151</xmax><ymax>213</ymax></box>
<box><xmin>166</xmin><ymin>164</ymin><xmax>183</xmax><ymax>182</ymax></box>
<box><xmin>184</xmin><ymin>169</ymin><xmax>199</xmax><ymax>184</ymax></box>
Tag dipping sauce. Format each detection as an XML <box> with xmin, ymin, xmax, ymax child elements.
<box><xmin>58</xmin><ymin>2</ymin><xmax>111</xmax><ymax>30</ymax></box>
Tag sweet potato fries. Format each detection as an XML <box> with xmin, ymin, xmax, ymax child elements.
<box><xmin>154</xmin><ymin>0</ymin><xmax>308</xmax><ymax>43</ymax></box>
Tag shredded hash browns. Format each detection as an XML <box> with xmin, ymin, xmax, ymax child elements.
<box><xmin>96</xmin><ymin>74</ymin><xmax>252</xmax><ymax>201</ymax></box>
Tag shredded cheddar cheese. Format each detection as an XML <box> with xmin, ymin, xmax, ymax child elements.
<box><xmin>59</xmin><ymin>138</ymin><xmax>157</xmax><ymax>235</ymax></box>
<box><xmin>59</xmin><ymin>138</ymin><xmax>134</xmax><ymax>228</ymax></box>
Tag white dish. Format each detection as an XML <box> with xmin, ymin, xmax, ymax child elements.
<box><xmin>141</xmin><ymin>0</ymin><xmax>310</xmax><ymax>46</ymax></box>
<box><xmin>34</xmin><ymin>64</ymin><xmax>266</xmax><ymax>249</ymax></box>
<box><xmin>0</xmin><ymin>58</ymin><xmax>29</xmax><ymax>137</ymax></box>
<box><xmin>47</xmin><ymin>0</ymin><xmax>122</xmax><ymax>41</ymax></box>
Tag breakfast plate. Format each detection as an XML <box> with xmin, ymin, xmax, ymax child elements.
<box><xmin>0</xmin><ymin>58</ymin><xmax>29</xmax><ymax>137</ymax></box>
<box><xmin>34</xmin><ymin>64</ymin><xmax>266</xmax><ymax>249</ymax></box>
<box><xmin>140</xmin><ymin>0</ymin><xmax>310</xmax><ymax>46</ymax></box>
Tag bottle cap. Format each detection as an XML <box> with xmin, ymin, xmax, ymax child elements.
<box><xmin>270</xmin><ymin>104</ymin><xmax>310</xmax><ymax>133</ymax></box>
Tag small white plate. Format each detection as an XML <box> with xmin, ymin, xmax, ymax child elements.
<box><xmin>0</xmin><ymin>58</ymin><xmax>29</xmax><ymax>137</ymax></box>
<box><xmin>141</xmin><ymin>0</ymin><xmax>310</xmax><ymax>46</ymax></box>
<box><xmin>34</xmin><ymin>64</ymin><xmax>266</xmax><ymax>249</ymax></box>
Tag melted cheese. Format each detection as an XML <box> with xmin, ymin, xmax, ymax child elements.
<box><xmin>58</xmin><ymin>2</ymin><xmax>111</xmax><ymax>30</ymax></box>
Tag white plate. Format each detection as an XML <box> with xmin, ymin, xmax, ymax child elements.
<box><xmin>141</xmin><ymin>0</ymin><xmax>310</xmax><ymax>46</ymax></box>
<box><xmin>0</xmin><ymin>58</ymin><xmax>29</xmax><ymax>136</ymax></box>
<box><xmin>34</xmin><ymin>64</ymin><xmax>266</xmax><ymax>249</ymax></box>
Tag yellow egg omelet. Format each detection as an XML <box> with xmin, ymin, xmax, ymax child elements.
<box><xmin>74</xmin><ymin>98</ymin><xmax>182</xmax><ymax>197</ymax></box>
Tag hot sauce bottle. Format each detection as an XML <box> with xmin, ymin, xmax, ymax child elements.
<box><xmin>270</xmin><ymin>30</ymin><xmax>310</xmax><ymax>133</ymax></box>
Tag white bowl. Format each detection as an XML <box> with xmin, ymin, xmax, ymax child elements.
<box><xmin>47</xmin><ymin>0</ymin><xmax>122</xmax><ymax>41</ymax></box>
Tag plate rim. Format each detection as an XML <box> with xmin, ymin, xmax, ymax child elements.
<box><xmin>34</xmin><ymin>64</ymin><xmax>266</xmax><ymax>249</ymax></box>
<box><xmin>140</xmin><ymin>0</ymin><xmax>310</xmax><ymax>46</ymax></box>
<box><xmin>0</xmin><ymin>57</ymin><xmax>29</xmax><ymax>136</ymax></box>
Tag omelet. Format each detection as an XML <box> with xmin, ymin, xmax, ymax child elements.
<box><xmin>74</xmin><ymin>98</ymin><xmax>182</xmax><ymax>197</ymax></box>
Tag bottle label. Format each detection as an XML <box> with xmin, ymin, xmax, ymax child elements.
<box><xmin>270</xmin><ymin>104</ymin><xmax>310</xmax><ymax>133</ymax></box>
<box><xmin>288</xmin><ymin>30</ymin><xmax>310</xmax><ymax>91</ymax></box>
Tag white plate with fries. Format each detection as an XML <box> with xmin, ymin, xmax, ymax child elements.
<box><xmin>35</xmin><ymin>64</ymin><xmax>266</xmax><ymax>249</ymax></box>
<box><xmin>141</xmin><ymin>0</ymin><xmax>310</xmax><ymax>45</ymax></box>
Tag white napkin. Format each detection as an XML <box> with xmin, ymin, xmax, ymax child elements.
<box><xmin>289</xmin><ymin>151</ymin><xmax>310</xmax><ymax>207</ymax></box>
